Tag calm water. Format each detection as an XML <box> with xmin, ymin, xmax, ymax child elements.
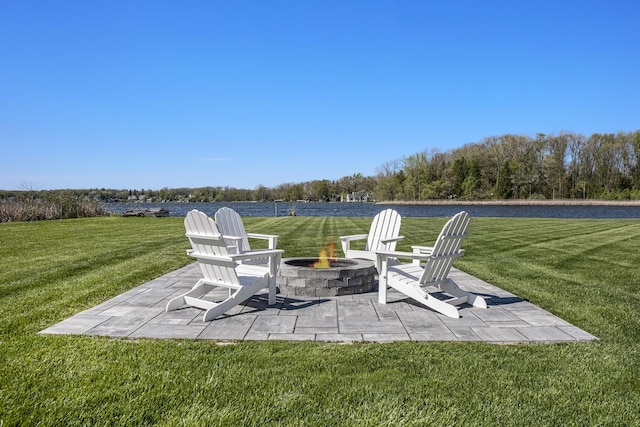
<box><xmin>105</xmin><ymin>201</ymin><xmax>640</xmax><ymax>219</ymax></box>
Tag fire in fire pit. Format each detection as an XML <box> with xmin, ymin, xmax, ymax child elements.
<box><xmin>312</xmin><ymin>241</ymin><xmax>337</xmax><ymax>268</ymax></box>
<box><xmin>285</xmin><ymin>258</ymin><xmax>358</xmax><ymax>269</ymax></box>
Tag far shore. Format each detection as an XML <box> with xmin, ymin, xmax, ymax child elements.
<box><xmin>376</xmin><ymin>199</ymin><xmax>640</xmax><ymax>207</ymax></box>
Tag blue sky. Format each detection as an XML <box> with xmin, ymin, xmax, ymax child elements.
<box><xmin>1</xmin><ymin>0</ymin><xmax>638</xmax><ymax>191</ymax></box>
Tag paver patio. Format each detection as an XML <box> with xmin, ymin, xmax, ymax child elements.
<box><xmin>40</xmin><ymin>263</ymin><xmax>598</xmax><ymax>344</ymax></box>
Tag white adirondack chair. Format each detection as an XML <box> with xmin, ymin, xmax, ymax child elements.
<box><xmin>376</xmin><ymin>211</ymin><xmax>487</xmax><ymax>318</ymax></box>
<box><xmin>166</xmin><ymin>210</ymin><xmax>283</xmax><ymax>322</ymax></box>
<box><xmin>214</xmin><ymin>207</ymin><xmax>278</xmax><ymax>261</ymax></box>
<box><xmin>340</xmin><ymin>209</ymin><xmax>403</xmax><ymax>269</ymax></box>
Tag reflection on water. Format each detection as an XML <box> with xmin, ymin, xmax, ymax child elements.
<box><xmin>105</xmin><ymin>201</ymin><xmax>640</xmax><ymax>219</ymax></box>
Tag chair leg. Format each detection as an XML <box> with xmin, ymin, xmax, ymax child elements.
<box><xmin>166</xmin><ymin>277</ymin><xmax>270</xmax><ymax>321</ymax></box>
<box><xmin>201</xmin><ymin>279</ymin><xmax>268</xmax><ymax>321</ymax></box>
<box><xmin>267</xmin><ymin>255</ymin><xmax>280</xmax><ymax>305</ymax></box>
<box><xmin>440</xmin><ymin>280</ymin><xmax>487</xmax><ymax>308</ymax></box>
<box><xmin>202</xmin><ymin>292</ymin><xmax>242</xmax><ymax>321</ymax></box>
<box><xmin>166</xmin><ymin>280</ymin><xmax>211</xmax><ymax>312</ymax></box>
<box><xmin>467</xmin><ymin>293</ymin><xmax>487</xmax><ymax>308</ymax></box>
<box><xmin>377</xmin><ymin>254</ymin><xmax>388</xmax><ymax>304</ymax></box>
<box><xmin>378</xmin><ymin>281</ymin><xmax>388</xmax><ymax>304</ymax></box>
<box><xmin>389</xmin><ymin>283</ymin><xmax>461</xmax><ymax>318</ymax></box>
<box><xmin>268</xmin><ymin>278</ymin><xmax>276</xmax><ymax>305</ymax></box>
<box><xmin>416</xmin><ymin>293</ymin><xmax>461</xmax><ymax>319</ymax></box>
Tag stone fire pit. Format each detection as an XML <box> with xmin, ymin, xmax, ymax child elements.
<box><xmin>278</xmin><ymin>258</ymin><xmax>377</xmax><ymax>297</ymax></box>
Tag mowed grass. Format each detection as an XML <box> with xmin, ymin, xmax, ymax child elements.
<box><xmin>1</xmin><ymin>214</ymin><xmax>639</xmax><ymax>425</ymax></box>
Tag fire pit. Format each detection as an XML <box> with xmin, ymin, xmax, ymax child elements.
<box><xmin>278</xmin><ymin>257</ymin><xmax>377</xmax><ymax>297</ymax></box>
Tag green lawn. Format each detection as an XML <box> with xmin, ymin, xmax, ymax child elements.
<box><xmin>1</xmin><ymin>214</ymin><xmax>639</xmax><ymax>425</ymax></box>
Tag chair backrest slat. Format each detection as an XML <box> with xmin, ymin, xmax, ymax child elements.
<box><xmin>215</xmin><ymin>207</ymin><xmax>250</xmax><ymax>254</ymax></box>
<box><xmin>366</xmin><ymin>209</ymin><xmax>401</xmax><ymax>252</ymax></box>
<box><xmin>419</xmin><ymin>211</ymin><xmax>470</xmax><ymax>284</ymax></box>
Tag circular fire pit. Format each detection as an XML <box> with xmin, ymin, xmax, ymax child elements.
<box><xmin>278</xmin><ymin>258</ymin><xmax>377</xmax><ymax>297</ymax></box>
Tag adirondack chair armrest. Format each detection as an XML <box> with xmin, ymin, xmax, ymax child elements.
<box><xmin>379</xmin><ymin>236</ymin><xmax>405</xmax><ymax>254</ymax></box>
<box><xmin>222</xmin><ymin>235</ymin><xmax>243</xmax><ymax>242</ymax></box>
<box><xmin>219</xmin><ymin>234</ymin><xmax>245</xmax><ymax>253</ymax></box>
<box><xmin>380</xmin><ymin>235</ymin><xmax>405</xmax><ymax>246</ymax></box>
<box><xmin>188</xmin><ymin>252</ymin><xmax>234</xmax><ymax>263</ymax></box>
<box><xmin>185</xmin><ymin>232</ymin><xmax>228</xmax><ymax>255</ymax></box>
<box><xmin>186</xmin><ymin>231</ymin><xmax>222</xmax><ymax>239</ymax></box>
<box><xmin>246</xmin><ymin>233</ymin><xmax>279</xmax><ymax>249</ymax></box>
<box><xmin>376</xmin><ymin>250</ymin><xmax>432</xmax><ymax>275</ymax></box>
<box><xmin>246</xmin><ymin>233</ymin><xmax>278</xmax><ymax>239</ymax></box>
<box><xmin>340</xmin><ymin>233</ymin><xmax>370</xmax><ymax>254</ymax></box>
<box><xmin>376</xmin><ymin>250</ymin><xmax>432</xmax><ymax>261</ymax></box>
<box><xmin>230</xmin><ymin>249</ymin><xmax>284</xmax><ymax>262</ymax></box>
<box><xmin>411</xmin><ymin>245</ymin><xmax>434</xmax><ymax>265</ymax></box>
<box><xmin>411</xmin><ymin>245</ymin><xmax>434</xmax><ymax>253</ymax></box>
<box><xmin>410</xmin><ymin>246</ymin><xmax>465</xmax><ymax>257</ymax></box>
<box><xmin>339</xmin><ymin>234</ymin><xmax>369</xmax><ymax>242</ymax></box>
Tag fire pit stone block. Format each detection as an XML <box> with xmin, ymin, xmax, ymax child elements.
<box><xmin>278</xmin><ymin>258</ymin><xmax>377</xmax><ymax>297</ymax></box>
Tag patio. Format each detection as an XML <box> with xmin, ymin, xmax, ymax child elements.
<box><xmin>41</xmin><ymin>264</ymin><xmax>597</xmax><ymax>344</ymax></box>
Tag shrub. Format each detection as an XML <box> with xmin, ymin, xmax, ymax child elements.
<box><xmin>0</xmin><ymin>195</ymin><xmax>107</xmax><ymax>222</ymax></box>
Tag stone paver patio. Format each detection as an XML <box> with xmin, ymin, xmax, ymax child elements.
<box><xmin>40</xmin><ymin>264</ymin><xmax>598</xmax><ymax>344</ymax></box>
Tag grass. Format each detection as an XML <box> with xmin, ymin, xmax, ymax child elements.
<box><xmin>1</xmin><ymin>214</ymin><xmax>640</xmax><ymax>425</ymax></box>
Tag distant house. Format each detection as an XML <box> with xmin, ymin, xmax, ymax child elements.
<box><xmin>342</xmin><ymin>191</ymin><xmax>372</xmax><ymax>202</ymax></box>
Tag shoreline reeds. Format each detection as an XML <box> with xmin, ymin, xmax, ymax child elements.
<box><xmin>0</xmin><ymin>197</ymin><xmax>107</xmax><ymax>222</ymax></box>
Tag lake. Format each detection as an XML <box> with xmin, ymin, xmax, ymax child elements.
<box><xmin>105</xmin><ymin>201</ymin><xmax>640</xmax><ymax>219</ymax></box>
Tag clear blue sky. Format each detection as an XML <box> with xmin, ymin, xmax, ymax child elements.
<box><xmin>1</xmin><ymin>0</ymin><xmax>638</xmax><ymax>191</ymax></box>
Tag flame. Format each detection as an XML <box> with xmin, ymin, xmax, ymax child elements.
<box><xmin>312</xmin><ymin>241</ymin><xmax>336</xmax><ymax>268</ymax></box>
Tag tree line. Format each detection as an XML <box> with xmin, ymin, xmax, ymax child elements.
<box><xmin>376</xmin><ymin>130</ymin><xmax>640</xmax><ymax>201</ymax></box>
<box><xmin>3</xmin><ymin>130</ymin><xmax>640</xmax><ymax>206</ymax></box>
